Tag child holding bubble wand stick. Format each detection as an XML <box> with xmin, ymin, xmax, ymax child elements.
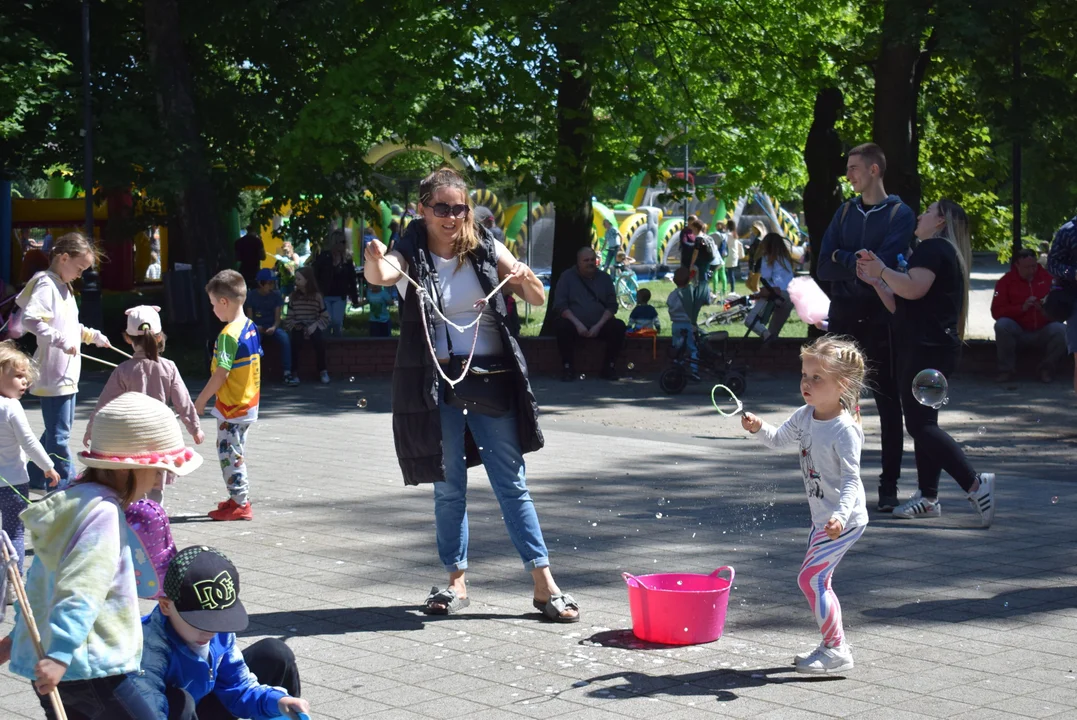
<box><xmin>855</xmin><ymin>197</ymin><xmax>995</xmax><ymax>526</ymax></box>
<box><xmin>738</xmin><ymin>336</ymin><xmax>869</xmax><ymax>674</ymax></box>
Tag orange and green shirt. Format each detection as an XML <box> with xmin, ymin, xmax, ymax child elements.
<box><xmin>210</xmin><ymin>317</ymin><xmax>262</xmax><ymax>423</ymax></box>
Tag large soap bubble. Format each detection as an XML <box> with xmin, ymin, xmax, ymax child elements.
<box><xmin>912</xmin><ymin>369</ymin><xmax>948</xmax><ymax>409</ymax></box>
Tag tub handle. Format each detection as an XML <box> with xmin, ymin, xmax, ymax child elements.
<box><xmin>709</xmin><ymin>566</ymin><xmax>735</xmax><ymax>584</ymax></box>
<box><xmin>622</xmin><ymin>572</ymin><xmax>651</xmax><ymax>590</ymax></box>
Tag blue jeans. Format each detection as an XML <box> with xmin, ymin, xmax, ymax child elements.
<box><xmin>27</xmin><ymin>394</ymin><xmax>76</xmax><ymax>490</ymax></box>
<box><xmin>435</xmin><ymin>399</ymin><xmax>550</xmax><ymax>572</ymax></box>
<box><xmin>324</xmin><ymin>296</ymin><xmax>347</xmax><ymax>337</ymax></box>
<box><xmin>35</xmin><ymin>674</ymin><xmax>156</xmax><ymax>719</ymax></box>
<box><xmin>261</xmin><ymin>326</ymin><xmax>292</xmax><ymax>374</ymax></box>
<box><xmin>672</xmin><ymin>321</ymin><xmax>698</xmax><ymax>361</ymax></box>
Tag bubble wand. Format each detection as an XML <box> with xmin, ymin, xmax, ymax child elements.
<box><xmin>711</xmin><ymin>384</ymin><xmax>745</xmax><ymax>417</ymax></box>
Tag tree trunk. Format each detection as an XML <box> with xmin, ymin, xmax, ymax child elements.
<box><xmin>872</xmin><ymin>0</ymin><xmax>935</xmax><ymax>214</ymax></box>
<box><xmin>540</xmin><ymin>11</ymin><xmax>595</xmax><ymax>336</ymax></box>
<box><xmin>143</xmin><ymin>0</ymin><xmax>226</xmax><ymax>270</ymax></box>
<box><xmin>803</xmin><ymin>87</ymin><xmax>846</xmax><ymax>288</ymax></box>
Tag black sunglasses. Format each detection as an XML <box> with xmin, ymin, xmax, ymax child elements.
<box><xmin>428</xmin><ymin>203</ymin><xmax>470</xmax><ymax>219</ymax></box>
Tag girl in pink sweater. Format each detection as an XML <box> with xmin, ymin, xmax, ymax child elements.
<box><xmin>84</xmin><ymin>306</ymin><xmax>204</xmax><ymax>504</ymax></box>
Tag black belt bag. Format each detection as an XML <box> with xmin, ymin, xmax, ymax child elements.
<box><xmin>445</xmin><ymin>355</ymin><xmax>515</xmax><ymax>417</ymax></box>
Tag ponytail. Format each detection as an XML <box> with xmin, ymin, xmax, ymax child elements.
<box><xmin>128</xmin><ymin>325</ymin><xmax>166</xmax><ymax>361</ymax></box>
<box><xmin>801</xmin><ymin>335</ymin><xmax>868</xmax><ymax>425</ymax></box>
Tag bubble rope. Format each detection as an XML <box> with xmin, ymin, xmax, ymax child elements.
<box><xmin>379</xmin><ymin>253</ymin><xmax>515</xmax><ymax>387</ymax></box>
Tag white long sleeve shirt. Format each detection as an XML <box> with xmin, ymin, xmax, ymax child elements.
<box><xmin>0</xmin><ymin>396</ymin><xmax>54</xmax><ymax>486</ymax></box>
<box><xmin>755</xmin><ymin>405</ymin><xmax>868</xmax><ymax>529</ymax></box>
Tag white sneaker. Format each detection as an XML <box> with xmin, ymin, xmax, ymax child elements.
<box><xmin>795</xmin><ymin>643</ymin><xmax>854</xmax><ymax>674</ymax></box>
<box><xmin>319</xmin><ymin>371</ymin><xmax>330</xmax><ymax>384</ymax></box>
<box><xmin>892</xmin><ymin>491</ymin><xmax>942</xmax><ymax>519</ymax></box>
<box><xmin>793</xmin><ymin>641</ymin><xmax>825</xmax><ymax>664</ymax></box>
<box><xmin>967</xmin><ymin>473</ymin><xmax>995</xmax><ymax>528</ymax></box>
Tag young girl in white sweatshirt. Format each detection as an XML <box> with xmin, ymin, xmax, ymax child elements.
<box><xmin>742</xmin><ymin>336</ymin><xmax>868</xmax><ymax>675</ymax></box>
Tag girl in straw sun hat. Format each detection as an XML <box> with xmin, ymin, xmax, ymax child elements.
<box><xmin>0</xmin><ymin>392</ymin><xmax>201</xmax><ymax>718</ymax></box>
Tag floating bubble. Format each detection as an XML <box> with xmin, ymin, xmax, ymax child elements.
<box><xmin>627</xmin><ymin>362</ymin><xmax>635</xmax><ymax>370</ymax></box>
<box><xmin>977</xmin><ymin>426</ymin><xmax>986</xmax><ymax>436</ymax></box>
<box><xmin>658</xmin><ymin>497</ymin><xmax>667</xmax><ymax>506</ymax></box>
<box><xmin>463</xmin><ymin>408</ymin><xmax>468</xmax><ymax>415</ymax></box>
<box><xmin>1003</xmin><ymin>601</ymin><xmax>1009</xmax><ymax>608</ymax></box>
<box><xmin>356</xmin><ymin>397</ymin><xmax>368</xmax><ymax>408</ymax></box>
<box><xmin>349</xmin><ymin>376</ymin><xmax>355</xmax><ymax>383</ymax></box>
<box><xmin>1052</xmin><ymin>496</ymin><xmax>1060</xmax><ymax>504</ymax></box>
<box><xmin>591</xmin><ymin>522</ymin><xmax>597</xmax><ymax>527</ymax></box>
<box><xmin>579</xmin><ymin>373</ymin><xmax>586</xmax><ymax>380</ymax></box>
<box><xmin>655</xmin><ymin>512</ymin><xmax>663</xmax><ymax>519</ymax></box>
<box><xmin>911</xmin><ymin>369</ymin><xmax>949</xmax><ymax>409</ymax></box>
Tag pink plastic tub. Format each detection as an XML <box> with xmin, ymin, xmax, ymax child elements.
<box><xmin>622</xmin><ymin>566</ymin><xmax>735</xmax><ymax>645</ymax></box>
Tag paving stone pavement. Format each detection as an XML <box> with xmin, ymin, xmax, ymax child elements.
<box><xmin>2</xmin><ymin>367</ymin><xmax>1076</xmax><ymax>719</ymax></box>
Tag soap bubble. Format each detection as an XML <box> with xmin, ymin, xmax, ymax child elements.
<box><xmin>1052</xmin><ymin>496</ymin><xmax>1059</xmax><ymax>504</ymax></box>
<box><xmin>657</xmin><ymin>497</ymin><xmax>667</xmax><ymax>506</ymax></box>
<box><xmin>627</xmin><ymin>362</ymin><xmax>635</xmax><ymax>370</ymax></box>
<box><xmin>349</xmin><ymin>376</ymin><xmax>355</xmax><ymax>383</ymax></box>
<box><xmin>912</xmin><ymin>369</ymin><xmax>948</xmax><ymax>409</ymax></box>
<box><xmin>1003</xmin><ymin>601</ymin><xmax>1010</xmax><ymax>608</ymax></box>
<box><xmin>356</xmin><ymin>397</ymin><xmax>368</xmax><ymax>408</ymax></box>
<box><xmin>579</xmin><ymin>373</ymin><xmax>586</xmax><ymax>380</ymax></box>
<box><xmin>655</xmin><ymin>512</ymin><xmax>663</xmax><ymax>519</ymax></box>
<box><xmin>977</xmin><ymin>426</ymin><xmax>986</xmax><ymax>436</ymax></box>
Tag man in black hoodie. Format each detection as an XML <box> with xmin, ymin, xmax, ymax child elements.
<box><xmin>818</xmin><ymin>143</ymin><xmax>915</xmax><ymax>512</ymax></box>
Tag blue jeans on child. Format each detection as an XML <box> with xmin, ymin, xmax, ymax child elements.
<box><xmin>27</xmin><ymin>394</ymin><xmax>76</xmax><ymax>490</ymax></box>
<box><xmin>324</xmin><ymin>296</ymin><xmax>347</xmax><ymax>337</ymax></box>
<box><xmin>35</xmin><ymin>674</ymin><xmax>156</xmax><ymax>719</ymax></box>
<box><xmin>435</xmin><ymin>399</ymin><xmax>550</xmax><ymax>572</ymax></box>
<box><xmin>671</xmin><ymin>321</ymin><xmax>698</xmax><ymax>362</ymax></box>
<box><xmin>261</xmin><ymin>326</ymin><xmax>292</xmax><ymax>375</ymax></box>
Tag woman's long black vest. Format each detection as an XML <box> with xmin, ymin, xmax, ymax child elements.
<box><xmin>390</xmin><ymin>220</ymin><xmax>543</xmax><ymax>485</ymax></box>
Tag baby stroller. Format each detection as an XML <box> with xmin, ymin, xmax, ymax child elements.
<box><xmin>659</xmin><ymin>326</ymin><xmax>748</xmax><ymax>395</ymax></box>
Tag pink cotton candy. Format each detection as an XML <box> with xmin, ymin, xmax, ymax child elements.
<box><xmin>787</xmin><ymin>276</ymin><xmax>831</xmax><ymax>326</ymax></box>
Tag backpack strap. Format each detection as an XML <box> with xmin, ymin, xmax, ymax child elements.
<box><xmin>840</xmin><ymin>201</ymin><xmax>851</xmax><ymax>225</ymax></box>
<box><xmin>888</xmin><ymin>203</ymin><xmax>900</xmax><ymax>224</ymax></box>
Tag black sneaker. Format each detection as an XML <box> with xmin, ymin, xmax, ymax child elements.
<box><xmin>877</xmin><ymin>492</ymin><xmax>899</xmax><ymax>512</ymax></box>
<box><xmin>561</xmin><ymin>365</ymin><xmax>575</xmax><ymax>382</ymax></box>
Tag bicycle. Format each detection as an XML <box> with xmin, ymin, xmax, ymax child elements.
<box><xmin>612</xmin><ymin>264</ymin><xmax>638</xmax><ymax>309</ymax></box>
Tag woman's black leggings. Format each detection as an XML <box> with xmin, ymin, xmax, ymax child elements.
<box><xmin>896</xmin><ymin>345</ymin><xmax>978</xmax><ymax>499</ymax></box>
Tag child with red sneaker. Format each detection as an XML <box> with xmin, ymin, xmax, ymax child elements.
<box><xmin>195</xmin><ymin>270</ymin><xmax>262</xmax><ymax>521</ymax></box>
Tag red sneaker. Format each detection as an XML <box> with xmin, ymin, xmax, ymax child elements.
<box><xmin>208</xmin><ymin>498</ymin><xmax>253</xmax><ymax>521</ymax></box>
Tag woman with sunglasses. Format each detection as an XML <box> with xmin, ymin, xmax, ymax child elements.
<box><xmin>314</xmin><ymin>228</ymin><xmax>359</xmax><ymax>337</ymax></box>
<box><xmin>364</xmin><ymin>168</ymin><xmax>580</xmax><ymax>623</ymax></box>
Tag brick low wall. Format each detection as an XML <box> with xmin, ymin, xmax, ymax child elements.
<box><xmin>265</xmin><ymin>334</ymin><xmax>1069</xmax><ymax>381</ymax></box>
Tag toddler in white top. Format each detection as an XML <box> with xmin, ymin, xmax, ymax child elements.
<box><xmin>0</xmin><ymin>342</ymin><xmax>61</xmax><ymax>575</ymax></box>
<box><xmin>742</xmin><ymin>336</ymin><xmax>868</xmax><ymax>675</ymax></box>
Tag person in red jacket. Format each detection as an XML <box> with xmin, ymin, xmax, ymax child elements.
<box><xmin>991</xmin><ymin>248</ymin><xmax>1067</xmax><ymax>383</ymax></box>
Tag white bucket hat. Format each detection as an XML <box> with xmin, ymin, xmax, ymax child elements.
<box><xmin>125</xmin><ymin>305</ymin><xmax>163</xmax><ymax>336</ymax></box>
<box><xmin>79</xmin><ymin>393</ymin><xmax>203</xmax><ymax>476</ymax></box>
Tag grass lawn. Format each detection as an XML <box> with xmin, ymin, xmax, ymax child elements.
<box><xmin>515</xmin><ymin>279</ymin><xmax>809</xmax><ymax>339</ymax></box>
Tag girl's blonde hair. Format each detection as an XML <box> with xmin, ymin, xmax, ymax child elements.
<box><xmin>78</xmin><ymin>467</ymin><xmax>140</xmax><ymax>507</ymax></box>
<box><xmin>419</xmin><ymin>167</ymin><xmax>479</xmax><ymax>265</ymax></box>
<box><xmin>936</xmin><ymin>198</ymin><xmax>972</xmax><ymax>340</ymax></box>
<box><xmin>801</xmin><ymin>336</ymin><xmax>867</xmax><ymax>423</ymax></box>
<box><xmin>0</xmin><ymin>340</ymin><xmax>36</xmax><ymax>384</ymax></box>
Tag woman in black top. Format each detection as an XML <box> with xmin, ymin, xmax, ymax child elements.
<box><xmin>856</xmin><ymin>199</ymin><xmax>995</xmax><ymax>527</ymax></box>
<box><xmin>314</xmin><ymin>229</ymin><xmax>359</xmax><ymax>337</ymax></box>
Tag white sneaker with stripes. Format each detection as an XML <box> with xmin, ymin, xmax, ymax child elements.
<box><xmin>967</xmin><ymin>473</ymin><xmax>995</xmax><ymax>528</ymax></box>
<box><xmin>795</xmin><ymin>643</ymin><xmax>854</xmax><ymax>674</ymax></box>
<box><xmin>793</xmin><ymin>641</ymin><xmax>826</xmax><ymax>664</ymax></box>
<box><xmin>892</xmin><ymin>491</ymin><xmax>942</xmax><ymax>519</ymax></box>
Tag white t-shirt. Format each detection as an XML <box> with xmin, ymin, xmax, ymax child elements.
<box><xmin>0</xmin><ymin>396</ymin><xmax>53</xmax><ymax>486</ymax></box>
<box><xmin>755</xmin><ymin>405</ymin><xmax>868</xmax><ymax>530</ymax></box>
<box><xmin>397</xmin><ymin>240</ymin><xmax>508</xmax><ymax>358</ymax></box>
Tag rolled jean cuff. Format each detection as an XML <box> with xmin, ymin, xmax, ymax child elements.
<box><xmin>524</xmin><ymin>556</ymin><xmax>550</xmax><ymax>571</ymax></box>
<box><xmin>443</xmin><ymin>560</ymin><xmax>469</xmax><ymax>572</ymax></box>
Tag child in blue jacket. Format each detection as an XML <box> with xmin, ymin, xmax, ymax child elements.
<box><xmin>132</xmin><ymin>545</ymin><xmax>310</xmax><ymax>720</ymax></box>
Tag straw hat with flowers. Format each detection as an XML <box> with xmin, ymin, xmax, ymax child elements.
<box><xmin>79</xmin><ymin>392</ymin><xmax>203</xmax><ymax>475</ymax></box>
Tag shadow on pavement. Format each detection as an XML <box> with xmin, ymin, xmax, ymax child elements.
<box><xmin>242</xmin><ymin>605</ymin><xmax>534</xmax><ymax>637</ymax></box>
<box><xmin>579</xmin><ymin>666</ymin><xmax>842</xmax><ymax>703</ymax></box>
<box><xmin>862</xmin><ymin>585</ymin><xmax>1077</xmax><ymax>621</ymax></box>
